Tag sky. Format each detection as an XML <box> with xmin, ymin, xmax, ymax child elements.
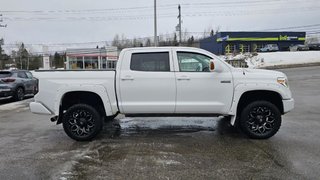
<box><xmin>0</xmin><ymin>0</ymin><xmax>320</xmax><ymax>53</ymax></box>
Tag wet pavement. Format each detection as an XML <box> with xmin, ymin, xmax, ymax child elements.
<box><xmin>0</xmin><ymin>66</ymin><xmax>320</xmax><ymax>179</ymax></box>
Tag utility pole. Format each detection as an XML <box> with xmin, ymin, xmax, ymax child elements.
<box><xmin>154</xmin><ymin>0</ymin><xmax>158</xmax><ymax>46</ymax></box>
<box><xmin>178</xmin><ymin>5</ymin><xmax>182</xmax><ymax>45</ymax></box>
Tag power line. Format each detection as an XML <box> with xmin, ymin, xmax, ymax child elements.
<box><xmin>3</xmin><ymin>5</ymin><xmax>319</xmax><ymax>22</ymax></box>
<box><xmin>262</xmin><ymin>24</ymin><xmax>320</xmax><ymax>31</ymax></box>
<box><xmin>1</xmin><ymin>0</ymin><xmax>317</xmax><ymax>14</ymax></box>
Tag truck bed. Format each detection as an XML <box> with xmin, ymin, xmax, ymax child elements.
<box><xmin>32</xmin><ymin>70</ymin><xmax>118</xmax><ymax>115</ymax></box>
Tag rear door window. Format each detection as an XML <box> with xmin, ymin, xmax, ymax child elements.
<box><xmin>130</xmin><ymin>52</ymin><xmax>170</xmax><ymax>72</ymax></box>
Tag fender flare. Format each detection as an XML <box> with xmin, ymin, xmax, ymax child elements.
<box><xmin>53</xmin><ymin>84</ymin><xmax>114</xmax><ymax>117</ymax></box>
<box><xmin>229</xmin><ymin>83</ymin><xmax>285</xmax><ymax>125</ymax></box>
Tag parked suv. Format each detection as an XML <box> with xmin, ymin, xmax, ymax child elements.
<box><xmin>259</xmin><ymin>44</ymin><xmax>279</xmax><ymax>52</ymax></box>
<box><xmin>0</xmin><ymin>70</ymin><xmax>38</xmax><ymax>101</ymax></box>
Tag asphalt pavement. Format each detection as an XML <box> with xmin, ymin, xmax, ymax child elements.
<box><xmin>0</xmin><ymin>66</ymin><xmax>319</xmax><ymax>180</ymax></box>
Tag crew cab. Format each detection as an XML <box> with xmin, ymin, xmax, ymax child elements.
<box><xmin>30</xmin><ymin>47</ymin><xmax>294</xmax><ymax>141</ymax></box>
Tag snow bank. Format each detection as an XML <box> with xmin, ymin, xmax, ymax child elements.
<box><xmin>220</xmin><ymin>51</ymin><xmax>320</xmax><ymax>68</ymax></box>
<box><xmin>245</xmin><ymin>51</ymin><xmax>320</xmax><ymax>68</ymax></box>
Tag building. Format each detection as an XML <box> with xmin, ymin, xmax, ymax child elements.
<box><xmin>65</xmin><ymin>47</ymin><xmax>118</xmax><ymax>70</ymax></box>
<box><xmin>200</xmin><ymin>31</ymin><xmax>306</xmax><ymax>55</ymax></box>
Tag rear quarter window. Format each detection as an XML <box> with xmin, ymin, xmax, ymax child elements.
<box><xmin>130</xmin><ymin>52</ymin><xmax>170</xmax><ymax>72</ymax></box>
<box><xmin>0</xmin><ymin>72</ymin><xmax>12</xmax><ymax>78</ymax></box>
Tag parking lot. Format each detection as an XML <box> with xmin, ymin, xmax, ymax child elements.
<box><xmin>0</xmin><ymin>66</ymin><xmax>319</xmax><ymax>179</ymax></box>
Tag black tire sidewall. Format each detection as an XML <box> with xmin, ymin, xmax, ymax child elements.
<box><xmin>14</xmin><ymin>87</ymin><xmax>24</xmax><ymax>101</ymax></box>
<box><xmin>240</xmin><ymin>101</ymin><xmax>281</xmax><ymax>139</ymax></box>
<box><xmin>63</xmin><ymin>104</ymin><xmax>103</xmax><ymax>141</ymax></box>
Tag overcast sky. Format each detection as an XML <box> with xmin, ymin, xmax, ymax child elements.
<box><xmin>0</xmin><ymin>0</ymin><xmax>320</xmax><ymax>52</ymax></box>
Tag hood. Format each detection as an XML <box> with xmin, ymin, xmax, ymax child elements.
<box><xmin>232</xmin><ymin>68</ymin><xmax>287</xmax><ymax>84</ymax></box>
<box><xmin>242</xmin><ymin>68</ymin><xmax>285</xmax><ymax>78</ymax></box>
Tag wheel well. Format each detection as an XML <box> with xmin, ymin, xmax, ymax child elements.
<box><xmin>59</xmin><ymin>91</ymin><xmax>106</xmax><ymax>123</ymax></box>
<box><xmin>16</xmin><ymin>85</ymin><xmax>24</xmax><ymax>91</ymax></box>
<box><xmin>236</xmin><ymin>90</ymin><xmax>284</xmax><ymax>118</ymax></box>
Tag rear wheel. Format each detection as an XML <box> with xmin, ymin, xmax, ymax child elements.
<box><xmin>239</xmin><ymin>101</ymin><xmax>281</xmax><ymax>139</ymax></box>
<box><xmin>63</xmin><ymin>104</ymin><xmax>103</xmax><ymax>141</ymax></box>
<box><xmin>14</xmin><ymin>87</ymin><xmax>24</xmax><ymax>101</ymax></box>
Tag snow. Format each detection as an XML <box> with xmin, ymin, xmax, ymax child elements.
<box><xmin>0</xmin><ymin>99</ymin><xmax>31</xmax><ymax>111</ymax></box>
<box><xmin>221</xmin><ymin>51</ymin><xmax>320</xmax><ymax>68</ymax></box>
<box><xmin>155</xmin><ymin>159</ymin><xmax>181</xmax><ymax>165</ymax></box>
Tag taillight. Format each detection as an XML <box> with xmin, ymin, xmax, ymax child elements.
<box><xmin>34</xmin><ymin>79</ymin><xmax>39</xmax><ymax>95</ymax></box>
<box><xmin>1</xmin><ymin>78</ymin><xmax>16</xmax><ymax>83</ymax></box>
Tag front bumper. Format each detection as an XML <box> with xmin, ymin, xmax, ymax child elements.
<box><xmin>283</xmin><ymin>98</ymin><xmax>294</xmax><ymax>114</ymax></box>
<box><xmin>29</xmin><ymin>102</ymin><xmax>53</xmax><ymax>115</ymax></box>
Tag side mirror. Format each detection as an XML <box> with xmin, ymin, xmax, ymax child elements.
<box><xmin>209</xmin><ymin>59</ymin><xmax>223</xmax><ymax>73</ymax></box>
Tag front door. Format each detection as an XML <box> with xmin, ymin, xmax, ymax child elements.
<box><xmin>174</xmin><ymin>51</ymin><xmax>234</xmax><ymax>114</ymax></box>
<box><xmin>119</xmin><ymin>50</ymin><xmax>176</xmax><ymax>114</ymax></box>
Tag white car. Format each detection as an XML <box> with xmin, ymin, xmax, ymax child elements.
<box><xmin>30</xmin><ymin>47</ymin><xmax>294</xmax><ymax>141</ymax></box>
<box><xmin>259</xmin><ymin>44</ymin><xmax>279</xmax><ymax>52</ymax></box>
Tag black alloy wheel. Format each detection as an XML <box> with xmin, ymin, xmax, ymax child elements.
<box><xmin>63</xmin><ymin>104</ymin><xmax>102</xmax><ymax>141</ymax></box>
<box><xmin>240</xmin><ymin>101</ymin><xmax>281</xmax><ymax>139</ymax></box>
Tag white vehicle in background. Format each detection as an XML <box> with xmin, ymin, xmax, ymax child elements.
<box><xmin>259</xmin><ymin>44</ymin><xmax>279</xmax><ymax>52</ymax></box>
<box><xmin>30</xmin><ymin>47</ymin><xmax>294</xmax><ymax>141</ymax></box>
<box><xmin>290</xmin><ymin>44</ymin><xmax>309</xmax><ymax>51</ymax></box>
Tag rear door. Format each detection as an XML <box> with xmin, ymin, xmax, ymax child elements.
<box><xmin>118</xmin><ymin>49</ymin><xmax>176</xmax><ymax>114</ymax></box>
<box><xmin>17</xmin><ymin>71</ymin><xmax>33</xmax><ymax>93</ymax></box>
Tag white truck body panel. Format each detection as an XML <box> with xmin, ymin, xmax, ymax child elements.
<box><xmin>117</xmin><ymin>48</ymin><xmax>177</xmax><ymax>113</ymax></box>
<box><xmin>171</xmin><ymin>48</ymin><xmax>234</xmax><ymax>114</ymax></box>
<box><xmin>31</xmin><ymin>71</ymin><xmax>118</xmax><ymax>116</ymax></box>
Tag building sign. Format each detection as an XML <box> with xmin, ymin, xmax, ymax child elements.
<box><xmin>279</xmin><ymin>35</ymin><xmax>299</xmax><ymax>41</ymax></box>
<box><xmin>217</xmin><ymin>36</ymin><xmax>305</xmax><ymax>42</ymax></box>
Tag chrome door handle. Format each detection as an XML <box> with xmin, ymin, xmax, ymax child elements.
<box><xmin>177</xmin><ymin>76</ymin><xmax>190</xmax><ymax>80</ymax></box>
<box><xmin>121</xmin><ymin>76</ymin><xmax>134</xmax><ymax>81</ymax></box>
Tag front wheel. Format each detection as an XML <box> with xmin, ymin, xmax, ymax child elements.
<box><xmin>63</xmin><ymin>104</ymin><xmax>102</xmax><ymax>141</ymax></box>
<box><xmin>239</xmin><ymin>101</ymin><xmax>281</xmax><ymax>139</ymax></box>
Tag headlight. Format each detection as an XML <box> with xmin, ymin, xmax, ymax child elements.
<box><xmin>277</xmin><ymin>77</ymin><xmax>288</xmax><ymax>87</ymax></box>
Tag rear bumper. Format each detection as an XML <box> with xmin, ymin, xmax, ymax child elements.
<box><xmin>283</xmin><ymin>98</ymin><xmax>294</xmax><ymax>114</ymax></box>
<box><xmin>29</xmin><ymin>102</ymin><xmax>53</xmax><ymax>115</ymax></box>
<box><xmin>0</xmin><ymin>88</ymin><xmax>13</xmax><ymax>100</ymax></box>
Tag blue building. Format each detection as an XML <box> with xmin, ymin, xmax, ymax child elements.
<box><xmin>200</xmin><ymin>31</ymin><xmax>306</xmax><ymax>55</ymax></box>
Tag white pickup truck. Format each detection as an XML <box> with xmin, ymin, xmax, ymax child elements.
<box><xmin>30</xmin><ymin>47</ymin><xmax>294</xmax><ymax>141</ymax></box>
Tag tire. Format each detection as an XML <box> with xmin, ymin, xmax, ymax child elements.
<box><xmin>239</xmin><ymin>101</ymin><xmax>281</xmax><ymax>139</ymax></box>
<box><xmin>63</xmin><ymin>104</ymin><xmax>103</xmax><ymax>141</ymax></box>
<box><xmin>14</xmin><ymin>87</ymin><xmax>24</xmax><ymax>101</ymax></box>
